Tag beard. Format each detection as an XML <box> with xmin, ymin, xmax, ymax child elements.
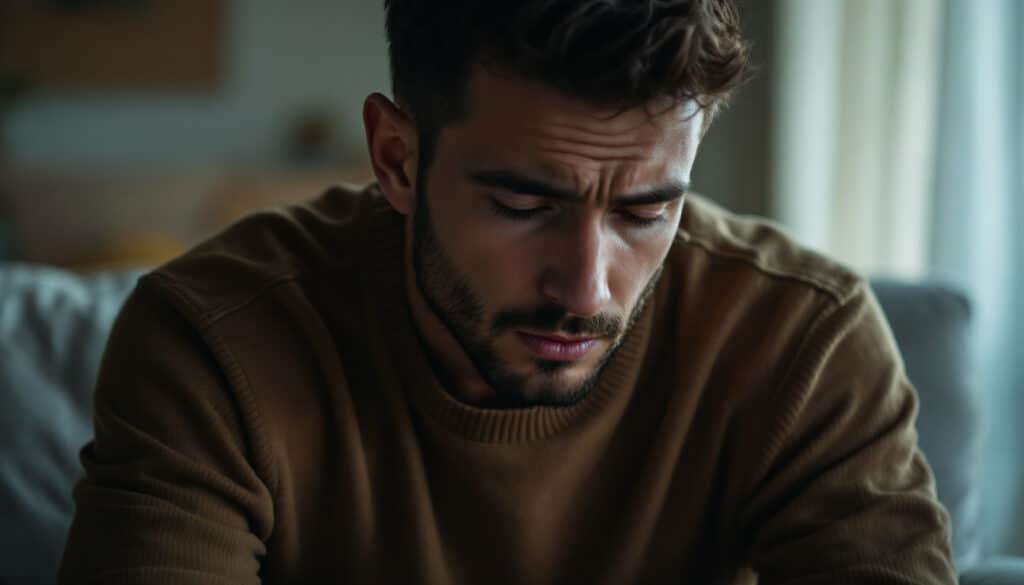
<box><xmin>411</xmin><ymin>179</ymin><xmax>662</xmax><ymax>409</ymax></box>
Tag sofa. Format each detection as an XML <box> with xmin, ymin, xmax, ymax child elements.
<box><xmin>1</xmin><ymin>262</ymin><xmax>1022</xmax><ymax>584</ymax></box>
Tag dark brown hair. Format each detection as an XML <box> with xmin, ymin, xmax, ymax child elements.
<box><xmin>384</xmin><ymin>0</ymin><xmax>749</xmax><ymax>164</ymax></box>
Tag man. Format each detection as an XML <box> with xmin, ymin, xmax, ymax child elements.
<box><xmin>59</xmin><ymin>0</ymin><xmax>957</xmax><ymax>583</ymax></box>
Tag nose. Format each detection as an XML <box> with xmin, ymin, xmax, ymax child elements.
<box><xmin>539</xmin><ymin>216</ymin><xmax>612</xmax><ymax>317</ymax></box>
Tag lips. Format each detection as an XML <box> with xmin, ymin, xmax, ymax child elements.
<box><xmin>517</xmin><ymin>331</ymin><xmax>600</xmax><ymax>361</ymax></box>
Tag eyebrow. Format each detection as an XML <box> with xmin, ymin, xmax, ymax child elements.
<box><xmin>469</xmin><ymin>169</ymin><xmax>690</xmax><ymax>205</ymax></box>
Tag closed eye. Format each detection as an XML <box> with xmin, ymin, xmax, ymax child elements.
<box><xmin>489</xmin><ymin>194</ymin><xmax>551</xmax><ymax>220</ymax></box>
<box><xmin>489</xmin><ymin>195</ymin><xmax>671</xmax><ymax>227</ymax></box>
<box><xmin>489</xmin><ymin>198</ymin><xmax>547</xmax><ymax>220</ymax></box>
<box><xmin>617</xmin><ymin>204</ymin><xmax>669</xmax><ymax>227</ymax></box>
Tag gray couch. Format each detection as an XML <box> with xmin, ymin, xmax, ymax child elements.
<box><xmin>1</xmin><ymin>263</ymin><xmax>1021</xmax><ymax>584</ymax></box>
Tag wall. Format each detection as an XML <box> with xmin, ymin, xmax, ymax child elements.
<box><xmin>4</xmin><ymin>0</ymin><xmax>390</xmax><ymax>168</ymax></box>
<box><xmin>692</xmin><ymin>0</ymin><xmax>776</xmax><ymax>216</ymax></box>
<box><xmin>1</xmin><ymin>0</ymin><xmax>391</xmax><ymax>265</ymax></box>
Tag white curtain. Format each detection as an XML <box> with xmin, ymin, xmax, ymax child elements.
<box><xmin>928</xmin><ymin>0</ymin><xmax>1024</xmax><ymax>558</ymax></box>
<box><xmin>771</xmin><ymin>0</ymin><xmax>942</xmax><ymax>277</ymax></box>
<box><xmin>772</xmin><ymin>0</ymin><xmax>1023</xmax><ymax>559</ymax></box>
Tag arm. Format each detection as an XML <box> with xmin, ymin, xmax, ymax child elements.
<box><xmin>58</xmin><ymin>278</ymin><xmax>274</xmax><ymax>584</ymax></box>
<box><xmin>739</xmin><ymin>284</ymin><xmax>957</xmax><ymax>584</ymax></box>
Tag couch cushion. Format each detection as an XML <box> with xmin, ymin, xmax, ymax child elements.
<box><xmin>0</xmin><ymin>263</ymin><xmax>142</xmax><ymax>585</ymax></box>
<box><xmin>871</xmin><ymin>279</ymin><xmax>981</xmax><ymax>569</ymax></box>
<box><xmin>960</xmin><ymin>557</ymin><xmax>1024</xmax><ymax>585</ymax></box>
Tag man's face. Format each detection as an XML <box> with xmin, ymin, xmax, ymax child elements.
<box><xmin>410</xmin><ymin>71</ymin><xmax>704</xmax><ymax>408</ymax></box>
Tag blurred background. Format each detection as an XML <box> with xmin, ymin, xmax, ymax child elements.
<box><xmin>0</xmin><ymin>0</ymin><xmax>1020</xmax><ymax>566</ymax></box>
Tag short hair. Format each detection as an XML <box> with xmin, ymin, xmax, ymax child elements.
<box><xmin>384</xmin><ymin>0</ymin><xmax>750</xmax><ymax>159</ymax></box>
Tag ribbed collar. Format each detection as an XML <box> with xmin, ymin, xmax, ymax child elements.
<box><xmin>358</xmin><ymin>190</ymin><xmax>654</xmax><ymax>444</ymax></box>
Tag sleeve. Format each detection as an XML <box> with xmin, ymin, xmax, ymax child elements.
<box><xmin>58</xmin><ymin>277</ymin><xmax>275</xmax><ymax>584</ymax></box>
<box><xmin>738</xmin><ymin>283</ymin><xmax>958</xmax><ymax>584</ymax></box>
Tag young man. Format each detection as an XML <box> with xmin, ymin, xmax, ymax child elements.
<box><xmin>60</xmin><ymin>1</ymin><xmax>957</xmax><ymax>583</ymax></box>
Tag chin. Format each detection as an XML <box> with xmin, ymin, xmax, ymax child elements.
<box><xmin>494</xmin><ymin>366</ymin><xmax>599</xmax><ymax>408</ymax></box>
<box><xmin>478</xmin><ymin>338</ymin><xmax>617</xmax><ymax>408</ymax></box>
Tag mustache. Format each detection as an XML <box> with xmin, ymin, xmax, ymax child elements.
<box><xmin>492</xmin><ymin>304</ymin><xmax>623</xmax><ymax>338</ymax></box>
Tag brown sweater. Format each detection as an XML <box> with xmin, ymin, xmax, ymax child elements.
<box><xmin>59</xmin><ymin>184</ymin><xmax>956</xmax><ymax>584</ymax></box>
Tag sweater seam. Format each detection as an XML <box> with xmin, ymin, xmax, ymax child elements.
<box><xmin>183</xmin><ymin>270</ymin><xmax>308</xmax><ymax>328</ymax></box>
<box><xmin>738</xmin><ymin>285</ymin><xmax>857</xmax><ymax>510</ymax></box>
<box><xmin>677</xmin><ymin>231</ymin><xmax>853</xmax><ymax>304</ymax></box>
<box><xmin>143</xmin><ymin>272</ymin><xmax>282</xmax><ymax>514</ymax></box>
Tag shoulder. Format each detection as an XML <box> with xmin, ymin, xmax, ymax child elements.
<box><xmin>657</xmin><ymin>193</ymin><xmax>894</xmax><ymax>408</ymax></box>
<box><xmin>143</xmin><ymin>182</ymin><xmax>390</xmax><ymax>327</ymax></box>
<box><xmin>664</xmin><ymin>198</ymin><xmax>921</xmax><ymax>514</ymax></box>
<box><xmin>101</xmin><ymin>183</ymin><xmax>398</xmax><ymax>494</ymax></box>
<box><xmin>674</xmin><ymin>194</ymin><xmax>863</xmax><ymax>306</ymax></box>
<box><xmin>659</xmin><ymin>193</ymin><xmax>876</xmax><ymax>351</ymax></box>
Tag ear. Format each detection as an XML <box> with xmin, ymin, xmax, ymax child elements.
<box><xmin>363</xmin><ymin>92</ymin><xmax>418</xmax><ymax>215</ymax></box>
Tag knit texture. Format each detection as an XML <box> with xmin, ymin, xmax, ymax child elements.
<box><xmin>59</xmin><ymin>184</ymin><xmax>957</xmax><ymax>584</ymax></box>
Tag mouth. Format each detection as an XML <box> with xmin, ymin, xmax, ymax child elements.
<box><xmin>516</xmin><ymin>330</ymin><xmax>601</xmax><ymax>362</ymax></box>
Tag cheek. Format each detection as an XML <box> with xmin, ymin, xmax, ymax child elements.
<box><xmin>442</xmin><ymin>215</ymin><xmax>543</xmax><ymax>310</ymax></box>
<box><xmin>424</xmin><ymin>183</ymin><xmax>544</xmax><ymax>312</ymax></box>
<box><xmin>608</xmin><ymin>232</ymin><xmax>675</xmax><ymax>309</ymax></box>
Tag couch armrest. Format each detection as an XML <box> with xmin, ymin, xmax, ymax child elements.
<box><xmin>960</xmin><ymin>557</ymin><xmax>1024</xmax><ymax>585</ymax></box>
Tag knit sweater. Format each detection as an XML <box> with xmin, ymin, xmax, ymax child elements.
<box><xmin>59</xmin><ymin>184</ymin><xmax>956</xmax><ymax>584</ymax></box>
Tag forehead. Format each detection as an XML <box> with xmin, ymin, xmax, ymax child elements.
<box><xmin>437</xmin><ymin>70</ymin><xmax>703</xmax><ymax>189</ymax></box>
